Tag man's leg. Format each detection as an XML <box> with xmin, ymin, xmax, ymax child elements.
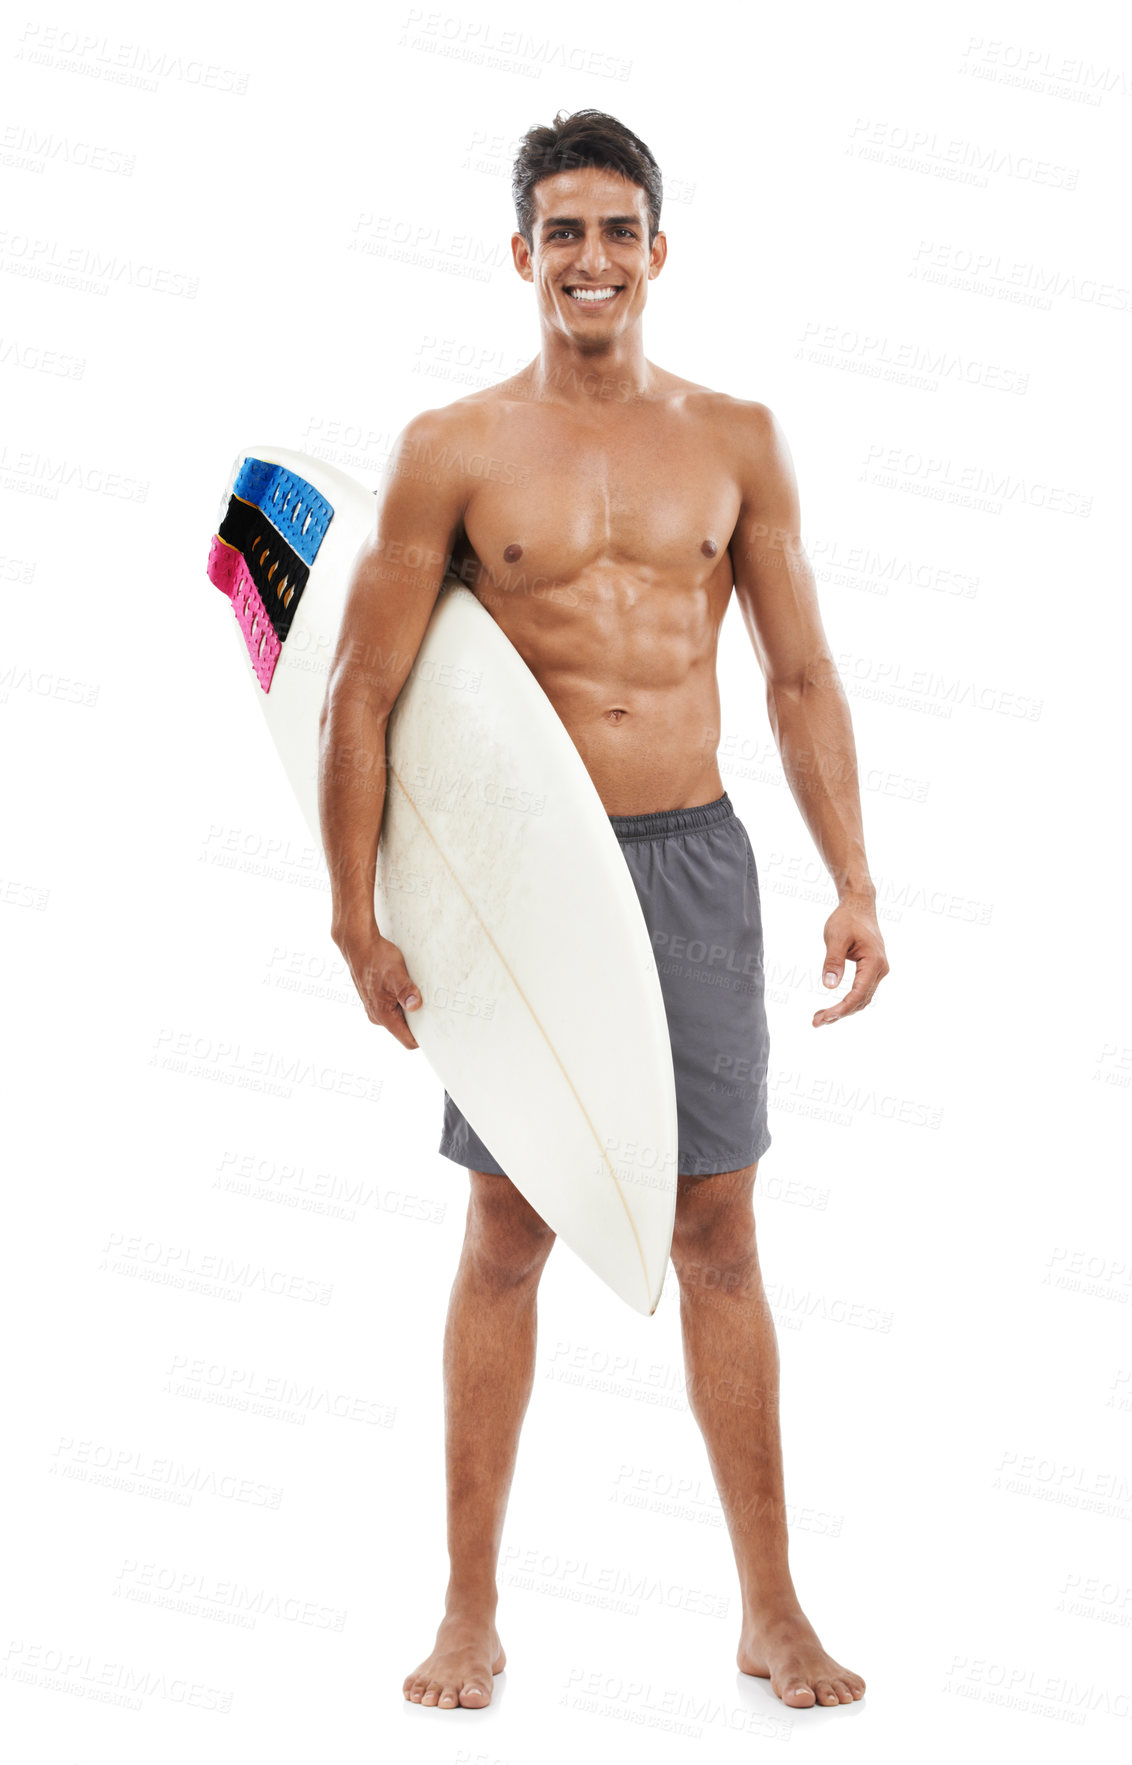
<box><xmin>670</xmin><ymin>1162</ymin><xmax>865</xmax><ymax>1709</ymax></box>
<box><xmin>404</xmin><ymin>1169</ymin><xmax>556</xmax><ymax>1710</ymax></box>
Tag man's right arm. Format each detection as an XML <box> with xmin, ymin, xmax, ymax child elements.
<box><xmin>318</xmin><ymin>407</ymin><xmax>471</xmax><ymax>1049</ymax></box>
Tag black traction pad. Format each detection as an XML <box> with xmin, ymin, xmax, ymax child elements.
<box><xmin>217</xmin><ymin>492</ymin><xmax>310</xmax><ymax>643</ymax></box>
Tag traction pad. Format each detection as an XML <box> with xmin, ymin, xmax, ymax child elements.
<box><xmin>215</xmin><ymin>493</ymin><xmax>310</xmax><ymax>641</ymax></box>
<box><xmin>206</xmin><ymin>457</ymin><xmax>335</xmax><ymax>692</ymax></box>
<box><xmin>230</xmin><ymin>457</ymin><xmax>334</xmax><ymax>566</ymax></box>
<box><xmin>207</xmin><ymin>535</ymin><xmax>282</xmax><ymax>690</ymax></box>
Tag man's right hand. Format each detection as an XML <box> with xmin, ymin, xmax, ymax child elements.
<box><xmin>332</xmin><ymin>923</ymin><xmax>423</xmax><ymax>1050</ymax></box>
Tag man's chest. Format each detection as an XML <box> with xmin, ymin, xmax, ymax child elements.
<box><xmin>458</xmin><ymin>411</ymin><xmax>742</xmax><ymax>587</ymax></box>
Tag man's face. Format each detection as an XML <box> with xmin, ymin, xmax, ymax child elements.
<box><xmin>513</xmin><ymin>166</ymin><xmax>665</xmax><ymax>343</ymax></box>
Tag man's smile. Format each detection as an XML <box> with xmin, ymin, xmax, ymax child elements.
<box><xmin>562</xmin><ymin>284</ymin><xmax>623</xmax><ymax>305</ymax></box>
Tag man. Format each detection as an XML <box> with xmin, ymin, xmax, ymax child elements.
<box><xmin>319</xmin><ymin>109</ymin><xmax>888</xmax><ymax>1713</ymax></box>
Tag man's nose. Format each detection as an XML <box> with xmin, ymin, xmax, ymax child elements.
<box><xmin>572</xmin><ymin>231</ymin><xmax>614</xmax><ymax>276</ymax></box>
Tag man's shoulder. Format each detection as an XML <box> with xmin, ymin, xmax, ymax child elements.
<box><xmin>389</xmin><ymin>391</ymin><xmax>504</xmax><ymax>492</ymax></box>
<box><xmin>398</xmin><ymin>389</ymin><xmax>494</xmax><ymax>442</ymax></box>
<box><xmin>401</xmin><ymin>373</ymin><xmax>538</xmax><ymax>450</ymax></box>
<box><xmin>680</xmin><ymin>381</ymin><xmax>776</xmax><ymax>429</ymax></box>
<box><xmin>656</xmin><ymin>373</ymin><xmax>774</xmax><ymax>434</ymax></box>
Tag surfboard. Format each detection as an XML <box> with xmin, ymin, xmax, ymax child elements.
<box><xmin>205</xmin><ymin>444</ymin><xmax>679</xmax><ymax>1315</ymax></box>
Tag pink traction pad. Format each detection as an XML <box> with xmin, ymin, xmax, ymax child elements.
<box><xmin>207</xmin><ymin>533</ymin><xmax>282</xmax><ymax>691</ymax></box>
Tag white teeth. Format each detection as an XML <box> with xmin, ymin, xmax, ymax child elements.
<box><xmin>568</xmin><ymin>287</ymin><xmax>618</xmax><ymax>302</ymax></box>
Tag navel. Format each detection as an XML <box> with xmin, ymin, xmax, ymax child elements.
<box><xmin>503</xmin><ymin>542</ymin><xmax>523</xmax><ymax>562</ymax></box>
<box><xmin>701</xmin><ymin>537</ymin><xmax>718</xmax><ymax>557</ymax></box>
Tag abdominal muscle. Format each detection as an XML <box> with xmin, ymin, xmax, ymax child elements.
<box><xmin>461</xmin><ymin>559</ymin><xmax>729</xmax><ymax>816</ymax></box>
<box><xmin>553</xmin><ymin>677</ymin><xmax>726</xmax><ymax>816</ymax></box>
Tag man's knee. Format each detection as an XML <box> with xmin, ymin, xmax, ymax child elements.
<box><xmin>670</xmin><ymin>1173</ymin><xmax>759</xmax><ymax>1292</ymax></box>
<box><xmin>465</xmin><ymin>1171</ymin><xmax>556</xmax><ymax>1285</ymax></box>
<box><xmin>671</xmin><ymin>1231</ymin><xmax>758</xmax><ymax>1296</ymax></box>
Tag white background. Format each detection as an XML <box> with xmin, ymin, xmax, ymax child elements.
<box><xmin>2</xmin><ymin>0</ymin><xmax>1130</xmax><ymax>1759</ymax></box>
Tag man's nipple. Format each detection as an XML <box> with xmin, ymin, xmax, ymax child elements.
<box><xmin>701</xmin><ymin>538</ymin><xmax>718</xmax><ymax>557</ymax></box>
<box><xmin>504</xmin><ymin>543</ymin><xmax>523</xmax><ymax>562</ymax></box>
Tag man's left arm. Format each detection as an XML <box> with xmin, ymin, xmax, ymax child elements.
<box><xmin>728</xmin><ymin>402</ymin><xmax>889</xmax><ymax>1026</ymax></box>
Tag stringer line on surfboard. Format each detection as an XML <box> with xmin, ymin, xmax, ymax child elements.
<box><xmin>387</xmin><ymin>762</ymin><xmax>653</xmax><ymax>1299</ymax></box>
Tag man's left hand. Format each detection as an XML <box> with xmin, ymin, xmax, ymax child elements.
<box><xmin>814</xmin><ymin>897</ymin><xmax>889</xmax><ymax>1026</ymax></box>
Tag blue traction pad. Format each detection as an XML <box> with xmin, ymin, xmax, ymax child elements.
<box><xmin>230</xmin><ymin>456</ymin><xmax>335</xmax><ymax>568</ymax></box>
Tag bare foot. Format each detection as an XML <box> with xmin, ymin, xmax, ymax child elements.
<box><xmin>403</xmin><ymin>1611</ymin><xmax>506</xmax><ymax>1710</ymax></box>
<box><xmin>738</xmin><ymin>1607</ymin><xmax>864</xmax><ymax>1709</ymax></box>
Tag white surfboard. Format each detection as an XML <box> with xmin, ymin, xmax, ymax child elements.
<box><xmin>206</xmin><ymin>444</ymin><xmax>679</xmax><ymax>1314</ymax></box>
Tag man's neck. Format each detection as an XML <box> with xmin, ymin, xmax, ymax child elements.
<box><xmin>528</xmin><ymin>339</ymin><xmax>654</xmax><ymax>406</ymax></box>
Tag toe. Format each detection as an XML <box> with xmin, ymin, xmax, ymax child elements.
<box><xmin>437</xmin><ymin>1684</ymin><xmax>458</xmax><ymax>1708</ymax></box>
<box><xmin>421</xmin><ymin>1680</ymin><xmax>441</xmax><ymax>1706</ymax></box>
<box><xmin>460</xmin><ymin>1683</ymin><xmax>490</xmax><ymax>1707</ymax></box>
<box><xmin>831</xmin><ymin>1679</ymin><xmax>854</xmax><ymax>1703</ymax></box>
<box><xmin>782</xmin><ymin>1682</ymin><xmax>816</xmax><ymax>1707</ymax></box>
<box><xmin>405</xmin><ymin>1677</ymin><xmax>425</xmax><ymax>1702</ymax></box>
<box><xmin>815</xmin><ymin>1679</ymin><xmax>840</xmax><ymax>1705</ymax></box>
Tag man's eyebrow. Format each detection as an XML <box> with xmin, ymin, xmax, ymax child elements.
<box><xmin>539</xmin><ymin>214</ymin><xmax>642</xmax><ymax>230</ymax></box>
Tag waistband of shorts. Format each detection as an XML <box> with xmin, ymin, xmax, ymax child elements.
<box><xmin>607</xmin><ymin>791</ymin><xmax>735</xmax><ymax>843</ymax></box>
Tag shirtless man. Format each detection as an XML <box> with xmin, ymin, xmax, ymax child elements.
<box><xmin>319</xmin><ymin>109</ymin><xmax>888</xmax><ymax>1714</ymax></box>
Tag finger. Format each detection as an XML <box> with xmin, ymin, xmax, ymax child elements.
<box><xmin>815</xmin><ymin>974</ymin><xmax>876</xmax><ymax>1023</ymax></box>
<box><xmin>813</xmin><ymin>953</ymin><xmax>884</xmax><ymax>1024</ymax></box>
<box><xmin>358</xmin><ymin>977</ymin><xmax>420</xmax><ymax>1049</ymax></box>
<box><xmin>816</xmin><ymin>942</ymin><xmax>851</xmax><ymax>1014</ymax></box>
<box><xmin>358</xmin><ymin>958</ymin><xmax>422</xmax><ymax>1046</ymax></box>
<box><xmin>392</xmin><ymin>974</ymin><xmax>422</xmax><ymax>1049</ymax></box>
<box><xmin>380</xmin><ymin>1000</ymin><xmax>419</xmax><ymax>1050</ymax></box>
<box><xmin>822</xmin><ymin>933</ymin><xmax>852</xmax><ymax>989</ymax></box>
<box><xmin>380</xmin><ymin>961</ymin><xmax>421</xmax><ymax>1015</ymax></box>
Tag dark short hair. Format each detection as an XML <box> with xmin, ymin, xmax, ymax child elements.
<box><xmin>512</xmin><ymin>108</ymin><xmax>663</xmax><ymax>248</ymax></box>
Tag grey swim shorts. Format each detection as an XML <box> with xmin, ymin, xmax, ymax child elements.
<box><xmin>438</xmin><ymin>790</ymin><xmax>772</xmax><ymax>1179</ymax></box>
